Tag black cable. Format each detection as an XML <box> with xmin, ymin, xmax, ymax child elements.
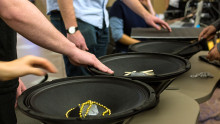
<box><xmin>39</xmin><ymin>73</ymin><xmax>48</xmax><ymax>84</ymax></box>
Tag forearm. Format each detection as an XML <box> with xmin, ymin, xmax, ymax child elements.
<box><xmin>0</xmin><ymin>62</ymin><xmax>12</xmax><ymax>81</ymax></box>
<box><xmin>0</xmin><ymin>0</ymin><xmax>76</xmax><ymax>57</ymax></box>
<box><xmin>212</xmin><ymin>19</ymin><xmax>220</xmax><ymax>31</ymax></box>
<box><xmin>0</xmin><ymin>61</ymin><xmax>20</xmax><ymax>81</ymax></box>
<box><xmin>122</xmin><ymin>0</ymin><xmax>151</xmax><ymax>19</ymax></box>
<box><xmin>57</xmin><ymin>0</ymin><xmax>78</xmax><ymax>28</ymax></box>
<box><xmin>119</xmin><ymin>34</ymin><xmax>140</xmax><ymax>45</ymax></box>
<box><xmin>146</xmin><ymin>0</ymin><xmax>155</xmax><ymax>16</ymax></box>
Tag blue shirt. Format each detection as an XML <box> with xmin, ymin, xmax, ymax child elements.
<box><xmin>109</xmin><ymin>0</ymin><xmax>149</xmax><ymax>40</ymax></box>
<box><xmin>46</xmin><ymin>0</ymin><xmax>109</xmax><ymax>29</ymax></box>
<box><xmin>109</xmin><ymin>0</ymin><xmax>150</xmax><ymax>52</ymax></box>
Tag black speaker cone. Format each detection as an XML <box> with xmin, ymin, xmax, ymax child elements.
<box><xmin>129</xmin><ymin>40</ymin><xmax>202</xmax><ymax>58</ymax></box>
<box><xmin>88</xmin><ymin>52</ymin><xmax>190</xmax><ymax>97</ymax></box>
<box><xmin>18</xmin><ymin>76</ymin><xmax>156</xmax><ymax>124</ymax></box>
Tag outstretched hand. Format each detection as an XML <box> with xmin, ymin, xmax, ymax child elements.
<box><xmin>199</xmin><ymin>25</ymin><xmax>217</xmax><ymax>41</ymax></box>
<box><xmin>68</xmin><ymin>48</ymin><xmax>114</xmax><ymax>74</ymax></box>
<box><xmin>0</xmin><ymin>55</ymin><xmax>57</xmax><ymax>81</ymax></box>
<box><xmin>144</xmin><ymin>14</ymin><xmax>172</xmax><ymax>32</ymax></box>
<box><xmin>207</xmin><ymin>44</ymin><xmax>220</xmax><ymax>61</ymax></box>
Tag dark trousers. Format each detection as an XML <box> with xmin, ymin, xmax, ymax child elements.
<box><xmin>50</xmin><ymin>11</ymin><xmax>109</xmax><ymax>77</ymax></box>
<box><xmin>0</xmin><ymin>19</ymin><xmax>18</xmax><ymax>124</ymax></box>
<box><xmin>0</xmin><ymin>89</ymin><xmax>17</xmax><ymax>124</ymax></box>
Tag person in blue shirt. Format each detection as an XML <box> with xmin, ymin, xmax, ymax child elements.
<box><xmin>109</xmin><ymin>0</ymin><xmax>157</xmax><ymax>53</ymax></box>
<box><xmin>47</xmin><ymin>0</ymin><xmax>171</xmax><ymax>76</ymax></box>
<box><xmin>47</xmin><ymin>0</ymin><xmax>110</xmax><ymax>76</ymax></box>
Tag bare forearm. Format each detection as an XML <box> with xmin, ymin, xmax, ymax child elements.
<box><xmin>119</xmin><ymin>34</ymin><xmax>140</xmax><ymax>45</ymax></box>
<box><xmin>57</xmin><ymin>0</ymin><xmax>77</xmax><ymax>28</ymax></box>
<box><xmin>146</xmin><ymin>0</ymin><xmax>155</xmax><ymax>16</ymax></box>
<box><xmin>123</xmin><ymin>0</ymin><xmax>171</xmax><ymax>31</ymax></box>
<box><xmin>212</xmin><ymin>19</ymin><xmax>220</xmax><ymax>31</ymax></box>
<box><xmin>0</xmin><ymin>0</ymin><xmax>76</xmax><ymax>57</ymax></box>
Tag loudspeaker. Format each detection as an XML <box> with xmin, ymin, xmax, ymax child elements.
<box><xmin>18</xmin><ymin>76</ymin><xmax>156</xmax><ymax>124</ymax></box>
<box><xmin>88</xmin><ymin>52</ymin><xmax>190</xmax><ymax>97</ymax></box>
<box><xmin>129</xmin><ymin>40</ymin><xmax>202</xmax><ymax>58</ymax></box>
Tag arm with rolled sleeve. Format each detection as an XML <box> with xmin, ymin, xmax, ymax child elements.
<box><xmin>198</xmin><ymin>19</ymin><xmax>220</xmax><ymax>41</ymax></box>
<box><xmin>0</xmin><ymin>0</ymin><xmax>113</xmax><ymax>74</ymax></box>
<box><xmin>57</xmin><ymin>0</ymin><xmax>88</xmax><ymax>51</ymax></box>
<box><xmin>214</xmin><ymin>19</ymin><xmax>220</xmax><ymax>52</ymax></box>
<box><xmin>212</xmin><ymin>19</ymin><xmax>220</xmax><ymax>31</ymax></box>
<box><xmin>121</xmin><ymin>0</ymin><xmax>171</xmax><ymax>32</ymax></box>
<box><xmin>205</xmin><ymin>19</ymin><xmax>220</xmax><ymax>60</ymax></box>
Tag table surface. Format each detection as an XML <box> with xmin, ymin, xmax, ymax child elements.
<box><xmin>169</xmin><ymin>51</ymin><xmax>220</xmax><ymax>103</ymax></box>
<box><xmin>124</xmin><ymin>90</ymin><xmax>200</xmax><ymax>124</ymax></box>
<box><xmin>124</xmin><ymin>51</ymin><xmax>220</xmax><ymax>124</ymax></box>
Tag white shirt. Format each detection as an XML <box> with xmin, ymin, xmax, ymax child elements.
<box><xmin>46</xmin><ymin>0</ymin><xmax>109</xmax><ymax>29</ymax></box>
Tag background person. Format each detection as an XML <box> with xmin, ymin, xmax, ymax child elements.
<box><xmin>109</xmin><ymin>0</ymin><xmax>156</xmax><ymax>53</ymax></box>
<box><xmin>46</xmin><ymin>0</ymin><xmax>171</xmax><ymax>76</ymax></box>
<box><xmin>199</xmin><ymin>19</ymin><xmax>220</xmax><ymax>61</ymax></box>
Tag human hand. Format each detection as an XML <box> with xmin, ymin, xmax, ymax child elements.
<box><xmin>15</xmin><ymin>79</ymin><xmax>27</xmax><ymax>108</ymax></box>
<box><xmin>67</xmin><ymin>31</ymin><xmax>89</xmax><ymax>51</ymax></box>
<box><xmin>144</xmin><ymin>14</ymin><xmax>172</xmax><ymax>32</ymax></box>
<box><xmin>198</xmin><ymin>25</ymin><xmax>217</xmax><ymax>41</ymax></box>
<box><xmin>207</xmin><ymin>44</ymin><xmax>220</xmax><ymax>61</ymax></box>
<box><xmin>0</xmin><ymin>55</ymin><xmax>57</xmax><ymax>81</ymax></box>
<box><xmin>67</xmin><ymin>48</ymin><xmax>114</xmax><ymax>74</ymax></box>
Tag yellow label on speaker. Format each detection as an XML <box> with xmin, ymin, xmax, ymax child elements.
<box><xmin>207</xmin><ymin>41</ymin><xmax>214</xmax><ymax>50</ymax></box>
<box><xmin>216</xmin><ymin>38</ymin><xmax>220</xmax><ymax>43</ymax></box>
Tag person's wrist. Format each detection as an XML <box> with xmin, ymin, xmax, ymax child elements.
<box><xmin>68</xmin><ymin>30</ymin><xmax>80</xmax><ymax>35</ymax></box>
<box><xmin>63</xmin><ymin>41</ymin><xmax>77</xmax><ymax>57</ymax></box>
<box><xmin>66</xmin><ymin>26</ymin><xmax>79</xmax><ymax>34</ymax></box>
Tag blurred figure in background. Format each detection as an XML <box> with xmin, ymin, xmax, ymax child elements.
<box><xmin>199</xmin><ymin>19</ymin><xmax>220</xmax><ymax>61</ymax></box>
<box><xmin>109</xmin><ymin>0</ymin><xmax>158</xmax><ymax>53</ymax></box>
